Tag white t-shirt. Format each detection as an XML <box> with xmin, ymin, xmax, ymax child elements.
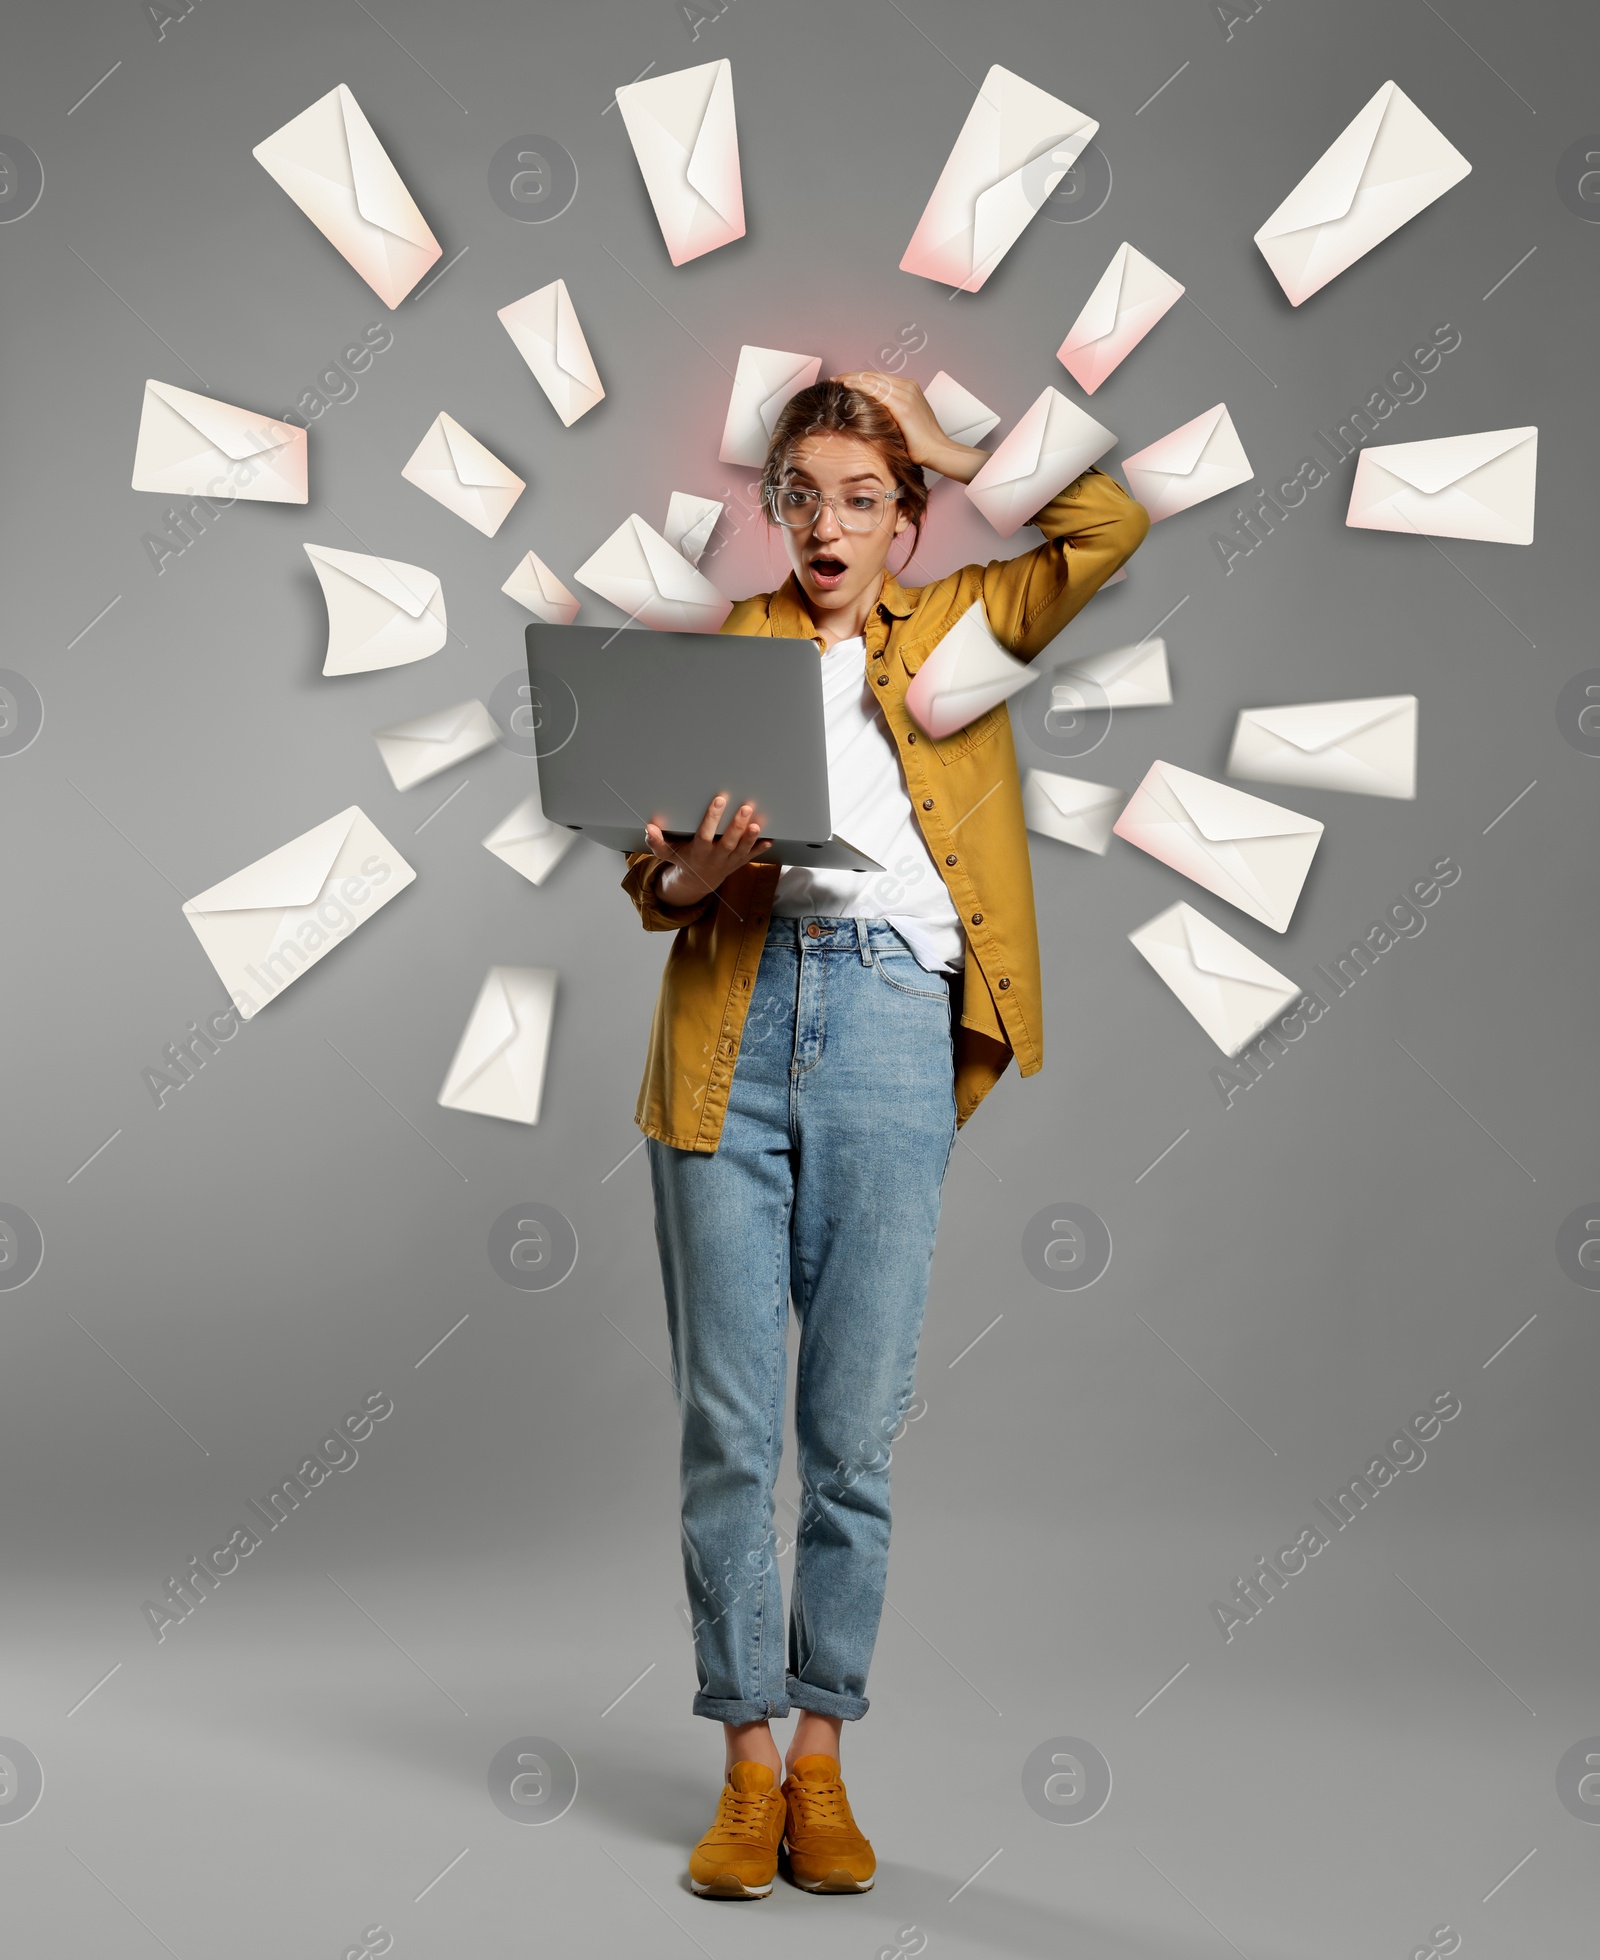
<box><xmin>770</xmin><ymin>635</ymin><xmax>965</xmax><ymax>972</ymax></box>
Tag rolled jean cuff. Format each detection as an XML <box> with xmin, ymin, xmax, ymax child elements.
<box><xmin>786</xmin><ymin>1676</ymin><xmax>869</xmax><ymax>1721</ymax></box>
<box><xmin>692</xmin><ymin>1690</ymin><xmax>792</xmax><ymax>1724</ymax></box>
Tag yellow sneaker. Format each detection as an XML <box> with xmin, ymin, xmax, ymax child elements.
<box><xmin>780</xmin><ymin>1755</ymin><xmax>876</xmax><ymax>1892</ymax></box>
<box><xmin>688</xmin><ymin>1761</ymin><xmax>787</xmax><ymax>1899</ymax></box>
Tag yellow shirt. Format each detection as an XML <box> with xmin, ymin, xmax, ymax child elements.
<box><xmin>621</xmin><ymin>466</ymin><xmax>1151</xmax><ymax>1151</ymax></box>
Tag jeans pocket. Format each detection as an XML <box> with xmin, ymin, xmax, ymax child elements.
<box><xmin>872</xmin><ymin>950</ymin><xmax>949</xmax><ymax>999</ymax></box>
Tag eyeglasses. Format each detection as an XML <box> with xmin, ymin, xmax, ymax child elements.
<box><xmin>769</xmin><ymin>485</ymin><xmax>902</xmax><ymax>532</ymax></box>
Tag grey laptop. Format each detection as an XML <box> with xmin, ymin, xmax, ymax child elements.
<box><xmin>525</xmin><ymin>623</ymin><xmax>884</xmax><ymax>872</ymax></box>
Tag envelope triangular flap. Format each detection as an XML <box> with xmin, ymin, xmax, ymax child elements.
<box><xmin>337</xmin><ymin>84</ymin><xmax>437</xmax><ymax>248</ymax></box>
<box><xmin>1244</xmin><ymin>695</ymin><xmax>1413</xmax><ymax>752</ymax></box>
<box><xmin>924</xmin><ymin>371</ymin><xmax>995</xmax><ymax>438</ymax></box>
<box><xmin>1071</xmin><ymin>243</ymin><xmax>1132</xmax><ymax>346</ymax></box>
<box><xmin>380</xmin><ymin>699</ymin><xmax>485</xmax><ymax>744</ymax></box>
<box><xmin>1181</xmin><ymin>903</ymin><xmax>1294</xmax><ymax>989</ymax></box>
<box><xmin>1138</xmin><ymin>403</ymin><xmax>1227</xmax><ymax>478</ymax></box>
<box><xmin>485</xmin><ymin>790</ymin><xmax>551</xmax><ymax>850</ymax></box>
<box><xmin>306</xmin><ymin>544</ymin><xmax>437</xmax><ymax>619</ymax></box>
<box><xmin>147</xmin><ymin>382</ymin><xmax>291</xmax><ymax>463</ymax></box>
<box><xmin>1061</xmin><ymin>637</ymin><xmax>1165</xmax><ymax>688</ymax></box>
<box><xmin>1037</xmin><ymin>771</ymin><xmax>1119</xmax><ymax>817</ymax></box>
<box><xmin>438</xmin><ymin>415</ymin><xmax>508</xmax><ymax>488</ymax></box>
<box><xmin>632</xmin><ymin>514</ymin><xmax>718</xmax><ymax>603</ymax></box>
<box><xmin>982</xmin><ymin>390</ymin><xmax>1051</xmax><ymax>486</ymax></box>
<box><xmin>1159</xmin><ymin>762</ymin><xmax>1322</xmax><ymax>841</ymax></box>
<box><xmin>443</xmin><ymin>968</ymin><xmax>520</xmax><ymax>1098</ymax></box>
<box><xmin>185</xmin><ymin>807</ymin><xmax>358</xmax><ymax>915</ymax></box>
<box><xmin>1362</xmin><ymin>427</ymin><xmax>1535</xmax><ymax>496</ymax></box>
<box><xmin>684</xmin><ymin>60</ymin><xmax>742</xmax><ymax>225</ymax></box>
<box><xmin>1257</xmin><ymin>80</ymin><xmax>1395</xmax><ymax>240</ymax></box>
<box><xmin>553</xmin><ymin>281</ymin><xmax>593</xmax><ymax>383</ymax></box>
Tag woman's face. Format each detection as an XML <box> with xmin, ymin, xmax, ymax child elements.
<box><xmin>774</xmin><ymin>431</ymin><xmax>910</xmax><ymax>623</ymax></box>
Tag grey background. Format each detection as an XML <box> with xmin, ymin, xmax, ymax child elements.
<box><xmin>2</xmin><ymin>0</ymin><xmax>1596</xmax><ymax>1954</ymax></box>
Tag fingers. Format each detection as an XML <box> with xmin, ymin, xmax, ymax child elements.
<box><xmin>697</xmin><ymin>792</ymin><xmax>728</xmax><ymax>844</ymax></box>
<box><xmin>719</xmin><ymin>802</ymin><xmax>757</xmax><ymax>851</ymax></box>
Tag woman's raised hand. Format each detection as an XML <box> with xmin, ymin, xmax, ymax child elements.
<box><xmin>646</xmin><ymin>793</ymin><xmax>772</xmax><ymax>907</ymax></box>
<box><xmin>828</xmin><ymin>370</ymin><xmax>950</xmax><ymax>469</ymax></box>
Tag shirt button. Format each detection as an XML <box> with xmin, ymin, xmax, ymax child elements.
<box><xmin>998</xmin><ymin>977</ymin><xmax>1011</xmax><ymax>990</ymax></box>
<box><xmin>922</xmin><ymin>798</ymin><xmax>934</xmax><ymax>810</ymax></box>
<box><xmin>806</xmin><ymin>923</ymin><xmax>821</xmax><ymax>937</ymax></box>
<box><xmin>945</xmin><ymin>854</ymin><xmax>958</xmax><ymax>866</ymax></box>
<box><xmin>906</xmin><ymin>731</ymin><xmax>917</xmax><ymax>743</ymax></box>
<box><xmin>970</xmin><ymin>912</ymin><xmax>983</xmax><ymax>925</ymax></box>
<box><xmin>876</xmin><ymin>675</ymin><xmax>889</xmax><ymax>686</ymax></box>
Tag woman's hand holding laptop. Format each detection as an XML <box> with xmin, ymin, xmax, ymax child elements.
<box><xmin>647</xmin><ymin>795</ymin><xmax>772</xmax><ymax>906</ymax></box>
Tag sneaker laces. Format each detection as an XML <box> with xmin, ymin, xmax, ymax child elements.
<box><xmin>789</xmin><ymin>1777</ymin><xmax>851</xmax><ymax>1833</ymax></box>
<box><xmin>715</xmin><ymin>1784</ymin><xmax>776</xmax><ymax>1839</ymax></box>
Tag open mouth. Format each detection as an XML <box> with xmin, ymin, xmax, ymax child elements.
<box><xmin>808</xmin><ymin>553</ymin><xmax>848</xmax><ymax>589</ymax></box>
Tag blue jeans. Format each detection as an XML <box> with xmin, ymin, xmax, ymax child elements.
<box><xmin>648</xmin><ymin>916</ymin><xmax>958</xmax><ymax>1723</ymax></box>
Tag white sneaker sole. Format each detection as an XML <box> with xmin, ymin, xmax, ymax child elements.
<box><xmin>690</xmin><ymin>1873</ymin><xmax>773</xmax><ymax>1899</ymax></box>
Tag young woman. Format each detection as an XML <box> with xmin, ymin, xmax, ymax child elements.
<box><xmin>621</xmin><ymin>373</ymin><xmax>1149</xmax><ymax>1899</ymax></box>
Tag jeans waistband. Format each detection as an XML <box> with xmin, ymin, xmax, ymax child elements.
<box><xmin>764</xmin><ymin>916</ymin><xmax>910</xmax><ymax>963</ymax></box>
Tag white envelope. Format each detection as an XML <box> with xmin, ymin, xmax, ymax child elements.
<box><xmin>718</xmin><ymin>345</ymin><xmax>822</xmax><ymax>467</ymax></box>
<box><xmin>252</xmin><ymin>83</ymin><xmax>442</xmax><ymax>308</ymax></box>
<box><xmin>401</xmin><ymin>413</ymin><xmax>525</xmax><ymax>537</ymax></box>
<box><xmin>1346</xmin><ymin>427</ymin><xmax>1536</xmax><ymax>546</ymax></box>
<box><xmin>1227</xmin><ymin>695</ymin><xmax>1417</xmax><ymax>799</ymax></box>
<box><xmin>1022</xmin><ymin>770</ymin><xmax>1121</xmax><ymax>855</ymax></box>
<box><xmin>497</xmin><ymin>279</ymin><xmax>605</xmax><ymax>427</ymax></box>
<box><xmin>306</xmin><ymin>544</ymin><xmax>445</xmax><ymax>675</ymax></box>
<box><xmin>900</xmin><ymin>64</ymin><xmax>1098</xmax><ymax>292</ymax></box>
<box><xmin>904</xmin><ymin>600</ymin><xmax>1038</xmax><ymax>738</ymax></box>
<box><xmin>501</xmin><ymin>550</ymin><xmax>580</xmax><ymax>623</ymax></box>
<box><xmin>1113</xmin><ymin>760</ymin><xmax>1323</xmax><ymax>933</ymax></box>
<box><xmin>1130</xmin><ymin>901</ymin><xmax>1301</xmax><ymax>1055</ymax></box>
<box><xmin>373</xmin><ymin>698</ymin><xmax>499</xmax><ymax>791</ymax></box>
<box><xmin>1050</xmin><ymin>636</ymin><xmax>1171</xmax><ymax>709</ymax></box>
<box><xmin>574</xmin><ymin>514</ymin><xmax>731</xmax><ymax>633</ymax></box>
<box><xmin>615</xmin><ymin>58</ymin><xmax>744</xmax><ymax>265</ymax></box>
<box><xmin>182</xmin><ymin>805</ymin><xmax>415</xmax><ymax>1021</ymax></box>
<box><xmin>664</xmin><ymin>491</ymin><xmax>723</xmax><ymax>566</ymax></box>
<box><xmin>482</xmin><ymin>787</ymin><xmax>578</xmax><ymax>888</ymax></box>
<box><xmin>922</xmin><ymin>370</ymin><xmax>1000</xmax><ymax>481</ymax></box>
<box><xmin>965</xmin><ymin>387</ymin><xmax>1117</xmax><ymax>538</ymax></box>
<box><xmin>1255</xmin><ymin>80</ymin><xmax>1471</xmax><ymax>307</ymax></box>
<box><xmin>1121</xmin><ymin>404</ymin><xmax>1252</xmax><ymax>523</ymax></box>
<box><xmin>131</xmin><ymin>380</ymin><xmax>307</xmax><ymax>504</ymax></box>
<box><xmin>438</xmin><ymin>966</ymin><xmax>557</xmax><ymax>1125</ymax></box>
<box><xmin>1057</xmin><ymin>242</ymin><xmax>1185</xmax><ymax>395</ymax></box>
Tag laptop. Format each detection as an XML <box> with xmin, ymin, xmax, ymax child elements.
<box><xmin>525</xmin><ymin>623</ymin><xmax>885</xmax><ymax>872</ymax></box>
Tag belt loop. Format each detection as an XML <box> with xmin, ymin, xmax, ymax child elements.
<box><xmin>856</xmin><ymin>916</ymin><xmax>871</xmax><ymax>966</ymax></box>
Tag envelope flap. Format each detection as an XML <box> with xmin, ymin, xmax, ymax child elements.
<box><xmin>449</xmin><ymin>968</ymin><xmax>519</xmax><ymax>1087</ymax></box>
<box><xmin>553</xmin><ymin>279</ymin><xmax>594</xmax><ymax>383</ymax></box>
<box><xmin>1258</xmin><ymin>80</ymin><xmax>1392</xmax><ymax>238</ymax></box>
<box><xmin>1133</xmin><ymin>403</ymin><xmax>1227</xmax><ymax>478</ymax></box>
<box><xmin>1363</xmin><ymin>427</ymin><xmax>1535</xmax><ymax>495</ymax></box>
<box><xmin>485</xmin><ymin>792</ymin><xmax>550</xmax><ymax>848</ymax></box>
<box><xmin>1063</xmin><ymin>637</ymin><xmax>1163</xmax><ymax>686</ymax></box>
<box><xmin>978</xmin><ymin>389</ymin><xmax>1049</xmax><ymax>487</ymax></box>
<box><xmin>147</xmin><ymin>381</ymin><xmax>290</xmax><ymax>463</ymax></box>
<box><xmin>1158</xmin><ymin>763</ymin><xmax>1321</xmax><ymax>841</ymax></box>
<box><xmin>337</xmin><ymin>84</ymin><xmax>436</xmax><ymax>248</ymax></box>
<box><xmin>924</xmin><ymin>370</ymin><xmax>994</xmax><ymax>437</ymax></box>
<box><xmin>1180</xmin><ymin>904</ymin><xmax>1293</xmax><ymax>987</ymax></box>
<box><xmin>1035</xmin><ymin>771</ymin><xmax>1119</xmax><ymax>817</ymax></box>
<box><xmin>631</xmin><ymin>515</ymin><xmax>718</xmax><ymax>602</ymax></box>
<box><xmin>305</xmin><ymin>543</ymin><xmax>439</xmax><ymax>618</ymax></box>
<box><xmin>438</xmin><ymin>414</ymin><xmax>507</xmax><ymax>488</ymax></box>
<box><xmin>685</xmin><ymin>59</ymin><xmax>742</xmax><ymax>225</ymax></box>
<box><xmin>379</xmin><ymin>699</ymin><xmax>484</xmax><ymax>745</ymax></box>
<box><xmin>185</xmin><ymin>807</ymin><xmax>357</xmax><ymax>915</ymax></box>
<box><xmin>1072</xmin><ymin>243</ymin><xmax>1131</xmax><ymax>345</ymax></box>
<box><xmin>1244</xmin><ymin>695</ymin><xmax>1413</xmax><ymax>752</ymax></box>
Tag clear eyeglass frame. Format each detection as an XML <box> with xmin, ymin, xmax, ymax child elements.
<box><xmin>768</xmin><ymin>485</ymin><xmax>903</xmax><ymax>532</ymax></box>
